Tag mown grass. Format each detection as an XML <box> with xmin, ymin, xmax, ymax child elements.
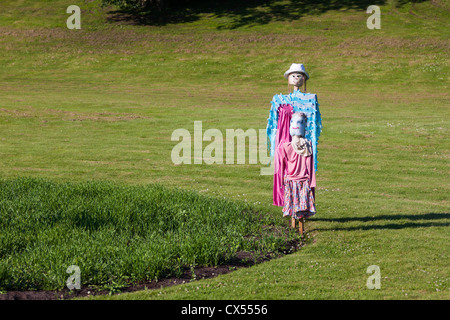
<box><xmin>0</xmin><ymin>177</ymin><xmax>296</xmax><ymax>291</ymax></box>
<box><xmin>0</xmin><ymin>0</ymin><xmax>449</xmax><ymax>299</ymax></box>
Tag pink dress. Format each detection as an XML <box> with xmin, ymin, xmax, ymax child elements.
<box><xmin>277</xmin><ymin>141</ymin><xmax>316</xmax><ymax>219</ymax></box>
<box><xmin>273</xmin><ymin>104</ymin><xmax>293</xmax><ymax>206</ymax></box>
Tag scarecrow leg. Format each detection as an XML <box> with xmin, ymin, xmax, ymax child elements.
<box><xmin>299</xmin><ymin>217</ymin><xmax>305</xmax><ymax>236</ymax></box>
<box><xmin>291</xmin><ymin>217</ymin><xmax>296</xmax><ymax>229</ymax></box>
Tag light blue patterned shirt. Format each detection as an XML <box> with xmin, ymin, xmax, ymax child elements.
<box><xmin>266</xmin><ymin>90</ymin><xmax>322</xmax><ymax>171</ymax></box>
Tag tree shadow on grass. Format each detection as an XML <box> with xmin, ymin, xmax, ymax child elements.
<box><xmin>105</xmin><ymin>0</ymin><xmax>426</xmax><ymax>29</ymax></box>
<box><xmin>312</xmin><ymin>212</ymin><xmax>450</xmax><ymax>231</ymax></box>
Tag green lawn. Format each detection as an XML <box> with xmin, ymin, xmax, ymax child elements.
<box><xmin>0</xmin><ymin>0</ymin><xmax>448</xmax><ymax>299</ymax></box>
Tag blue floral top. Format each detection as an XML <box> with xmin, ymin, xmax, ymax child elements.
<box><xmin>266</xmin><ymin>90</ymin><xmax>322</xmax><ymax>171</ymax></box>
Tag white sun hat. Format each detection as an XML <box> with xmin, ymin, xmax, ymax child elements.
<box><xmin>284</xmin><ymin>63</ymin><xmax>310</xmax><ymax>80</ymax></box>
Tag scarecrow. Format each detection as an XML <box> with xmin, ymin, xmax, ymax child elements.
<box><xmin>266</xmin><ymin>63</ymin><xmax>322</xmax><ymax>234</ymax></box>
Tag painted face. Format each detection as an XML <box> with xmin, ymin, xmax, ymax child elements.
<box><xmin>288</xmin><ymin>72</ymin><xmax>304</xmax><ymax>87</ymax></box>
<box><xmin>290</xmin><ymin>114</ymin><xmax>307</xmax><ymax>137</ymax></box>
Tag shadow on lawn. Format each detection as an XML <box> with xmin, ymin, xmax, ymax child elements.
<box><xmin>105</xmin><ymin>0</ymin><xmax>426</xmax><ymax>29</ymax></box>
<box><xmin>312</xmin><ymin>212</ymin><xmax>450</xmax><ymax>231</ymax></box>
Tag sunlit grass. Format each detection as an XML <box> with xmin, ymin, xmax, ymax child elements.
<box><xmin>0</xmin><ymin>0</ymin><xmax>448</xmax><ymax>299</ymax></box>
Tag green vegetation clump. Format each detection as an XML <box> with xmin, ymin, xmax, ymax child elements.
<box><xmin>0</xmin><ymin>177</ymin><xmax>293</xmax><ymax>291</ymax></box>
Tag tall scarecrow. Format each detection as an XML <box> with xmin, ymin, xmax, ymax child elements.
<box><xmin>266</xmin><ymin>63</ymin><xmax>322</xmax><ymax>234</ymax></box>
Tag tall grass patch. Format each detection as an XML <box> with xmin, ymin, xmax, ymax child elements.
<box><xmin>0</xmin><ymin>177</ymin><xmax>294</xmax><ymax>291</ymax></box>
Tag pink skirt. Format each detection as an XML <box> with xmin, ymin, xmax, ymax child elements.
<box><xmin>282</xmin><ymin>177</ymin><xmax>316</xmax><ymax>219</ymax></box>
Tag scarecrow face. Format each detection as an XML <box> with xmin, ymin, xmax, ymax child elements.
<box><xmin>290</xmin><ymin>114</ymin><xmax>307</xmax><ymax>137</ymax></box>
<box><xmin>288</xmin><ymin>72</ymin><xmax>304</xmax><ymax>87</ymax></box>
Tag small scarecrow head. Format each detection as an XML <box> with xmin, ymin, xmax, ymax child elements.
<box><xmin>289</xmin><ymin>112</ymin><xmax>307</xmax><ymax>138</ymax></box>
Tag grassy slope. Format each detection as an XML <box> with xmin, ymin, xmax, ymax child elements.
<box><xmin>0</xmin><ymin>0</ymin><xmax>448</xmax><ymax>299</ymax></box>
